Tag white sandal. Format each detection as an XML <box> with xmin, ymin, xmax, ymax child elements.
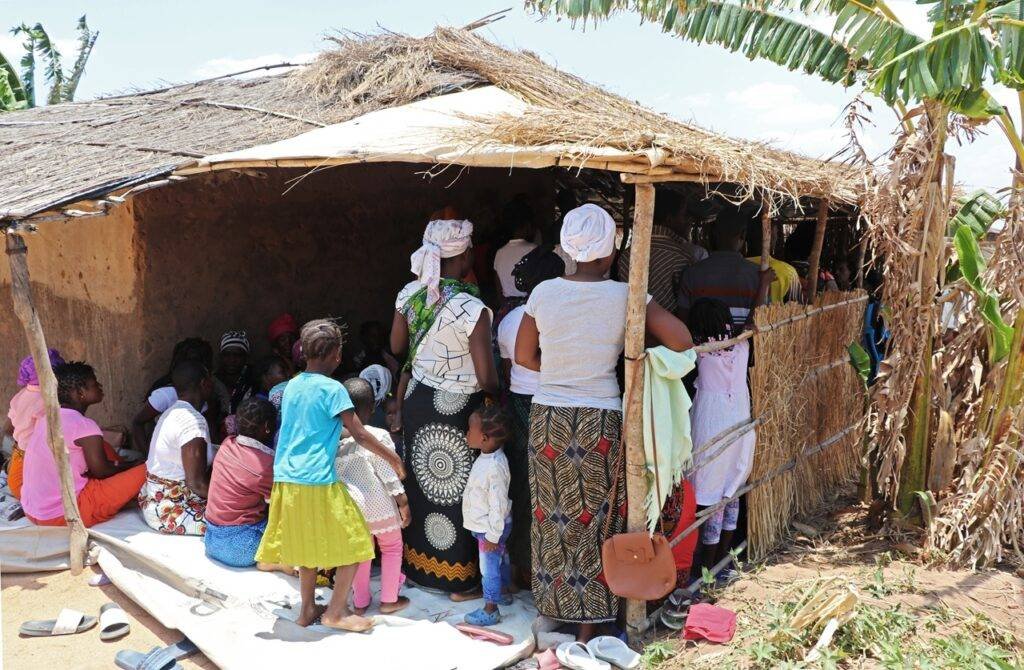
<box><xmin>555</xmin><ymin>641</ymin><xmax>611</xmax><ymax>670</ymax></box>
<box><xmin>586</xmin><ymin>636</ymin><xmax>641</xmax><ymax>669</ymax></box>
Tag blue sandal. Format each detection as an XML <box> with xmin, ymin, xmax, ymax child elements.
<box><xmin>464</xmin><ymin>607</ymin><xmax>501</xmax><ymax>626</ymax></box>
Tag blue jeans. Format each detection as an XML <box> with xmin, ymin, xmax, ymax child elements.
<box><xmin>472</xmin><ymin>516</ymin><xmax>512</xmax><ymax>605</ymax></box>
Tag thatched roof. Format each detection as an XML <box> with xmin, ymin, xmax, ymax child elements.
<box><xmin>0</xmin><ymin>27</ymin><xmax>862</xmax><ymax>223</ymax></box>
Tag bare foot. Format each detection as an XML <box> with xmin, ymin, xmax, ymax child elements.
<box><xmin>321</xmin><ymin>612</ymin><xmax>374</xmax><ymax>633</ymax></box>
<box><xmin>353</xmin><ymin>605</ymin><xmax>368</xmax><ymax>616</ymax></box>
<box><xmin>577</xmin><ymin>623</ymin><xmax>597</xmax><ymax>643</ymax></box>
<box><xmin>505</xmin><ymin>582</ymin><xmax>521</xmax><ymax>594</ymax></box>
<box><xmin>257</xmin><ymin>562</ymin><xmax>298</xmax><ymax>577</ymax></box>
<box><xmin>449</xmin><ymin>588</ymin><xmax>482</xmax><ymax>602</ymax></box>
<box><xmin>379</xmin><ymin>596</ymin><xmax>411</xmax><ymax>614</ymax></box>
<box><xmin>296</xmin><ymin>603</ymin><xmax>326</xmax><ymax>627</ymax></box>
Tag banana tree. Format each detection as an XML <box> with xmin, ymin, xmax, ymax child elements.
<box><xmin>527</xmin><ymin>0</ymin><xmax>1024</xmax><ymax>521</ymax></box>
<box><xmin>5</xmin><ymin>15</ymin><xmax>98</xmax><ymax>111</ymax></box>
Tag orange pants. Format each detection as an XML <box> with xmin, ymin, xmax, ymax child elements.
<box><xmin>7</xmin><ymin>446</ymin><xmax>24</xmax><ymax>499</ymax></box>
<box><xmin>28</xmin><ymin>463</ymin><xmax>146</xmax><ymax>528</ymax></box>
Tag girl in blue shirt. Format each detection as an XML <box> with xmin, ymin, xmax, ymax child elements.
<box><xmin>256</xmin><ymin>319</ymin><xmax>405</xmax><ymax>632</ymax></box>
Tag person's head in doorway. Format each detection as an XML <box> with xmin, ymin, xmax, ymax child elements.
<box><xmin>267</xmin><ymin>314</ymin><xmax>299</xmax><ymax>363</ymax></box>
<box><xmin>218</xmin><ymin>331</ymin><xmax>250</xmax><ymax>379</ymax></box>
<box><xmin>711</xmin><ymin>210</ymin><xmax>749</xmax><ymax>254</ymax></box>
<box><xmin>172</xmin><ymin>360</ymin><xmax>214</xmax><ymax>409</ymax></box>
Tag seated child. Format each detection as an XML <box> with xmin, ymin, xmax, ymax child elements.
<box><xmin>139</xmin><ymin>361</ymin><xmax>214</xmax><ymax>535</ymax></box>
<box><xmin>462</xmin><ymin>404</ymin><xmax>513</xmax><ymax>626</ymax></box>
<box><xmin>4</xmin><ymin>349</ymin><xmax>65</xmax><ymax>499</ymax></box>
<box><xmin>22</xmin><ymin>362</ymin><xmax>146</xmax><ymax>527</ymax></box>
<box><xmin>335</xmin><ymin>378</ymin><xmax>410</xmax><ymax>615</ymax></box>
<box><xmin>205</xmin><ymin>397</ymin><xmax>287</xmax><ymax>570</ymax></box>
<box><xmin>255</xmin><ymin>319</ymin><xmax>406</xmax><ymax>631</ymax></box>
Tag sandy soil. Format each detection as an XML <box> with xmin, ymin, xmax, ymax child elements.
<box><xmin>2</xmin><ymin>566</ymin><xmax>215</xmax><ymax>670</ymax></box>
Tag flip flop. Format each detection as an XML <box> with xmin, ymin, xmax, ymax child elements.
<box><xmin>454</xmin><ymin>623</ymin><xmax>514</xmax><ymax>645</ymax></box>
<box><xmin>114</xmin><ymin>638</ymin><xmax>199</xmax><ymax>670</ymax></box>
<box><xmin>555</xmin><ymin>641</ymin><xmax>611</xmax><ymax>670</ymax></box>
<box><xmin>99</xmin><ymin>603</ymin><xmax>131</xmax><ymax>641</ymax></box>
<box><xmin>587</xmin><ymin>636</ymin><xmax>641</xmax><ymax>670</ymax></box>
<box><xmin>19</xmin><ymin>608</ymin><xmax>98</xmax><ymax>637</ymax></box>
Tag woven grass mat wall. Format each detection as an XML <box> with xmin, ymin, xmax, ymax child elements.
<box><xmin>748</xmin><ymin>290</ymin><xmax>868</xmax><ymax>558</ymax></box>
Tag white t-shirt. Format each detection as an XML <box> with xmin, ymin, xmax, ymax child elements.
<box><xmin>526</xmin><ymin>277</ymin><xmax>649</xmax><ymax>411</ymax></box>
<box><xmin>493</xmin><ymin>239</ymin><xmax>538</xmax><ymax>298</ymax></box>
<box><xmin>148</xmin><ymin>386</ymin><xmax>209</xmax><ymax>414</ymax></box>
<box><xmin>145</xmin><ymin>400</ymin><xmax>212</xmax><ymax>481</ymax></box>
<box><xmin>496</xmin><ymin>305</ymin><xmax>539</xmax><ymax>396</ymax></box>
<box><xmin>396</xmin><ymin>281</ymin><xmax>492</xmax><ymax>394</ymax></box>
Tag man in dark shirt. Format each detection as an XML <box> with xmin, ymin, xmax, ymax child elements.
<box><xmin>676</xmin><ymin>209</ymin><xmax>771</xmax><ymax>328</ymax></box>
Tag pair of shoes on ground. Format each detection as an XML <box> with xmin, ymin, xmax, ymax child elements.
<box><xmin>555</xmin><ymin>637</ymin><xmax>641</xmax><ymax>670</ymax></box>
<box><xmin>20</xmin><ymin>603</ymin><xmax>130</xmax><ymax>641</ymax></box>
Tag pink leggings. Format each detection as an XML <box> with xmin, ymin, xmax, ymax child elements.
<box><xmin>352</xmin><ymin>528</ymin><xmax>404</xmax><ymax>609</ymax></box>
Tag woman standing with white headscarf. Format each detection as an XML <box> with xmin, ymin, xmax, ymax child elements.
<box><xmin>390</xmin><ymin>219</ymin><xmax>499</xmax><ymax>594</ymax></box>
<box><xmin>516</xmin><ymin>204</ymin><xmax>692</xmax><ymax>640</ymax></box>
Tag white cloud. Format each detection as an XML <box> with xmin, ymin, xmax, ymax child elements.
<box><xmin>192</xmin><ymin>52</ymin><xmax>317</xmax><ymax>79</ymax></box>
<box><xmin>725</xmin><ymin>82</ymin><xmax>840</xmax><ymax>127</ymax></box>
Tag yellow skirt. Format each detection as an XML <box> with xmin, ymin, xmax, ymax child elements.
<box><xmin>255</xmin><ymin>481</ymin><xmax>374</xmax><ymax>569</ymax></box>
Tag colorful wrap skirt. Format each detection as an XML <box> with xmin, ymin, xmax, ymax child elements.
<box><xmin>138</xmin><ymin>472</ymin><xmax>207</xmax><ymax>536</ymax></box>
<box><xmin>528</xmin><ymin>403</ymin><xmax>625</xmax><ymax>623</ymax></box>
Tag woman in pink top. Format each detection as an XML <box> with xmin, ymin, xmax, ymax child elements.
<box><xmin>21</xmin><ymin>362</ymin><xmax>146</xmax><ymax>527</ymax></box>
<box><xmin>3</xmin><ymin>349</ymin><xmax>64</xmax><ymax>499</ymax></box>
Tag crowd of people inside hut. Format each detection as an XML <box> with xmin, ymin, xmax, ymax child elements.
<box><xmin>1</xmin><ymin>186</ymin><xmax>867</xmax><ymax>641</ymax></box>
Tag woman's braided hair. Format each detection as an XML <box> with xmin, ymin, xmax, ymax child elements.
<box><xmin>300</xmin><ymin>319</ymin><xmax>344</xmax><ymax>361</ymax></box>
<box><xmin>472</xmin><ymin>403</ymin><xmax>512</xmax><ymax>445</ymax></box>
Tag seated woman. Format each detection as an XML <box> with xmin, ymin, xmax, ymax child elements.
<box><xmin>131</xmin><ymin>337</ymin><xmax>224</xmax><ymax>453</ymax></box>
<box><xmin>205</xmin><ymin>397</ymin><xmax>288</xmax><ymax>571</ymax></box>
<box><xmin>139</xmin><ymin>361</ymin><xmax>214</xmax><ymax>535</ymax></box>
<box><xmin>22</xmin><ymin>362</ymin><xmax>146</xmax><ymax>527</ymax></box>
<box><xmin>4</xmin><ymin>349</ymin><xmax>65</xmax><ymax>499</ymax></box>
<box><xmin>268</xmin><ymin>313</ymin><xmax>300</xmax><ymax>377</ymax></box>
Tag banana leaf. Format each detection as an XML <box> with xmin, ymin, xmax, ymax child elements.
<box><xmin>848</xmin><ymin>341</ymin><xmax>872</xmax><ymax>386</ymax></box>
<box><xmin>953</xmin><ymin>225</ymin><xmax>1015</xmax><ymax>361</ymax></box>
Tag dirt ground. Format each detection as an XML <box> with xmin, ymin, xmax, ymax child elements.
<box><xmin>646</xmin><ymin>501</ymin><xmax>1024</xmax><ymax>669</ymax></box>
<box><xmin>2</xmin><ymin>566</ymin><xmax>215</xmax><ymax>670</ymax></box>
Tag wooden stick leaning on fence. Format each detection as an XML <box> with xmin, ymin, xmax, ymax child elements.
<box><xmin>5</xmin><ymin>232</ymin><xmax>88</xmax><ymax>573</ymax></box>
<box><xmin>622</xmin><ymin>183</ymin><xmax>656</xmax><ymax>640</ymax></box>
<box><xmin>669</xmin><ymin>421</ymin><xmax>862</xmax><ymax>549</ymax></box>
<box><xmin>807</xmin><ymin>199</ymin><xmax>829</xmax><ymax>299</ymax></box>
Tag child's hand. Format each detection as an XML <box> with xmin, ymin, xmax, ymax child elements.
<box><xmin>386</xmin><ymin>451</ymin><xmax>406</xmax><ymax>479</ymax></box>
<box><xmin>399</xmin><ymin>503</ymin><xmax>411</xmax><ymax>528</ymax></box>
<box><xmin>480</xmin><ymin>539</ymin><xmax>500</xmax><ymax>553</ymax></box>
<box><xmin>388</xmin><ymin>408</ymin><xmax>402</xmax><ymax>432</ymax></box>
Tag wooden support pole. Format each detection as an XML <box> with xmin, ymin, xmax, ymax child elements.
<box><xmin>622</xmin><ymin>183</ymin><xmax>655</xmax><ymax>641</ymax></box>
<box><xmin>5</xmin><ymin>232</ymin><xmax>88</xmax><ymax>573</ymax></box>
<box><xmin>807</xmin><ymin>199</ymin><xmax>830</xmax><ymax>298</ymax></box>
<box><xmin>759</xmin><ymin>198</ymin><xmax>772</xmax><ymax>272</ymax></box>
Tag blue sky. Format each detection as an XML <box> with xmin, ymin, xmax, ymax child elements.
<box><xmin>1</xmin><ymin>0</ymin><xmax>1012</xmax><ymax>190</ymax></box>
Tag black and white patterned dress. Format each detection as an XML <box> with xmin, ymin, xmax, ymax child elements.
<box><xmin>396</xmin><ymin>281</ymin><xmax>490</xmax><ymax>592</ymax></box>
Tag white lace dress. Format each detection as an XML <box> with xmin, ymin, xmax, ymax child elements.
<box><xmin>689</xmin><ymin>340</ymin><xmax>756</xmax><ymax>507</ymax></box>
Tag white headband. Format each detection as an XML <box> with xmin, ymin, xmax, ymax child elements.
<box><xmin>560</xmin><ymin>204</ymin><xmax>616</xmax><ymax>263</ymax></box>
<box><xmin>410</xmin><ymin>219</ymin><xmax>474</xmax><ymax>304</ymax></box>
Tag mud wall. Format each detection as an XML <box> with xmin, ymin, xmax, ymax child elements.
<box><xmin>0</xmin><ymin>203</ymin><xmax>143</xmax><ymax>427</ymax></box>
<box><xmin>131</xmin><ymin>164</ymin><xmax>553</xmax><ymax>415</ymax></box>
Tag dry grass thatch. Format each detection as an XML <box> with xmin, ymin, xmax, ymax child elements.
<box><xmin>749</xmin><ymin>291</ymin><xmax>867</xmax><ymax>558</ymax></box>
<box><xmin>0</xmin><ymin>26</ymin><xmax>861</xmax><ymax>222</ymax></box>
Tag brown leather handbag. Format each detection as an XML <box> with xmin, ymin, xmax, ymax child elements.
<box><xmin>600</xmin><ymin>400</ymin><xmax>677</xmax><ymax>601</ymax></box>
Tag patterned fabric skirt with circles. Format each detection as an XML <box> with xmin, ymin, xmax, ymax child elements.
<box><xmin>401</xmin><ymin>381</ymin><xmax>483</xmax><ymax>592</ymax></box>
<box><xmin>528</xmin><ymin>403</ymin><xmax>625</xmax><ymax>624</ymax></box>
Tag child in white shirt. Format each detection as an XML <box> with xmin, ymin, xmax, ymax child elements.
<box><xmin>462</xmin><ymin>404</ymin><xmax>513</xmax><ymax>626</ymax></box>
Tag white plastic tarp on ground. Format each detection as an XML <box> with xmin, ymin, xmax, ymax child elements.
<box><xmin>1</xmin><ymin>511</ymin><xmax>536</xmax><ymax>669</ymax></box>
<box><xmin>185</xmin><ymin>86</ymin><xmax>643</xmax><ymax>172</ymax></box>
